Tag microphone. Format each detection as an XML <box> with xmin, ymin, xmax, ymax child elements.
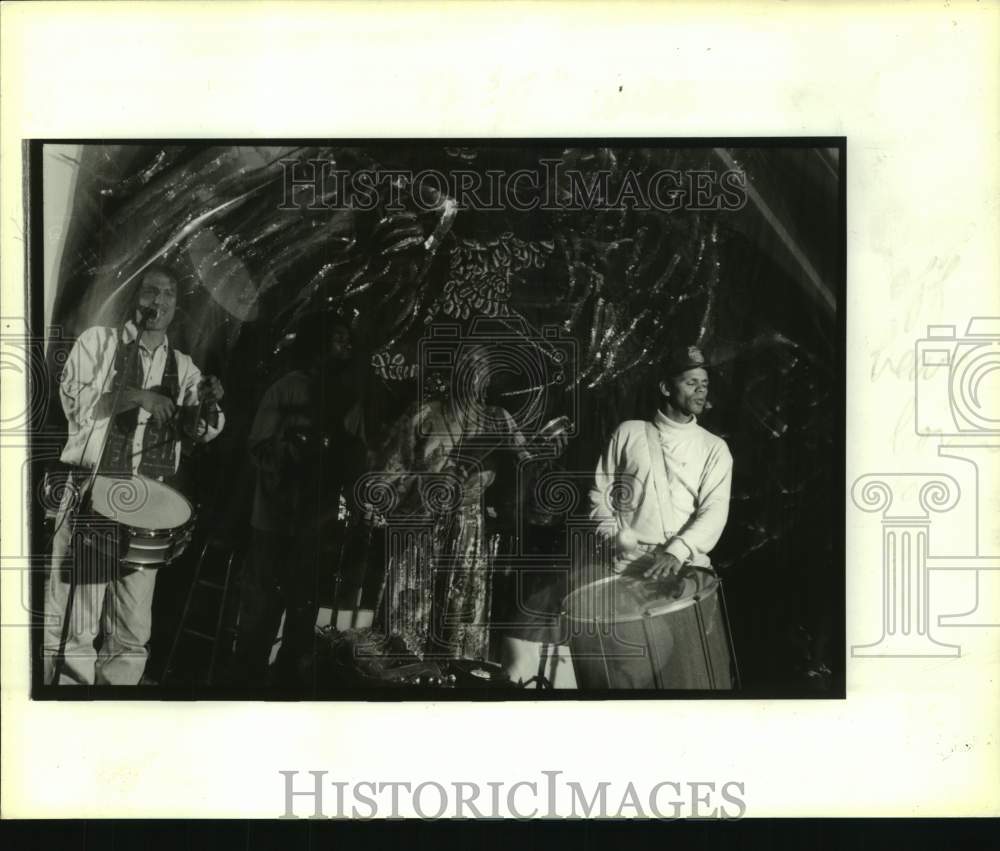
<box><xmin>137</xmin><ymin>306</ymin><xmax>157</xmax><ymax>325</ymax></box>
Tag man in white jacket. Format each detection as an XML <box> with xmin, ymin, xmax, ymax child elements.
<box><xmin>502</xmin><ymin>344</ymin><xmax>734</xmax><ymax>687</ymax></box>
<box><xmin>44</xmin><ymin>266</ymin><xmax>225</xmax><ymax>685</ymax></box>
<box><xmin>589</xmin><ymin>344</ymin><xmax>733</xmax><ymax>579</ymax></box>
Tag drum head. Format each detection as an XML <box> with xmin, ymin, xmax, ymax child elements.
<box><xmin>91</xmin><ymin>475</ymin><xmax>192</xmax><ymax>531</ymax></box>
<box><xmin>563</xmin><ymin>572</ymin><xmax>719</xmax><ymax>624</ymax></box>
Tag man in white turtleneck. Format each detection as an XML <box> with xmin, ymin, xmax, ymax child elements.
<box><xmin>590</xmin><ymin>345</ymin><xmax>733</xmax><ymax>578</ymax></box>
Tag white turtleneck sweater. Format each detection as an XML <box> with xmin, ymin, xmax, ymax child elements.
<box><xmin>589</xmin><ymin>410</ymin><xmax>733</xmax><ymax>567</ymax></box>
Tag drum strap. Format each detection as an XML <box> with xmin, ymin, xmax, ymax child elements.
<box><xmin>643</xmin><ymin>422</ymin><xmax>674</xmax><ymax>543</ymax></box>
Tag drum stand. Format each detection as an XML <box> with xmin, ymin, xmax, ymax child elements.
<box><xmin>520</xmin><ymin>655</ymin><xmax>554</xmax><ymax>690</ymax></box>
<box><xmin>716</xmin><ymin>575</ymin><xmax>742</xmax><ymax>690</ymax></box>
<box><xmin>49</xmin><ymin>313</ymin><xmax>151</xmax><ymax>686</ymax></box>
<box><xmin>51</xmin><ymin>506</ymin><xmax>84</xmax><ymax>686</ymax></box>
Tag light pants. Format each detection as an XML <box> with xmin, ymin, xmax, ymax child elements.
<box><xmin>43</xmin><ymin>509</ymin><xmax>158</xmax><ymax>685</ymax></box>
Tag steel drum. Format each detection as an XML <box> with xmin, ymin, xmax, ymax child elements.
<box><xmin>562</xmin><ymin>570</ymin><xmax>734</xmax><ymax>690</ymax></box>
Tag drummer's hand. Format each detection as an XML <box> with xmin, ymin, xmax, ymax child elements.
<box><xmin>137</xmin><ymin>391</ymin><xmax>176</xmax><ymax>426</ymax></box>
<box><xmin>198</xmin><ymin>375</ymin><xmax>224</xmax><ymax>405</ymax></box>
<box><xmin>643</xmin><ymin>551</ymin><xmax>683</xmax><ymax>580</ymax></box>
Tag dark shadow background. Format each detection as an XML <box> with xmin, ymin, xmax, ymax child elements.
<box><xmin>31</xmin><ymin>141</ymin><xmax>844</xmax><ymax>697</ymax></box>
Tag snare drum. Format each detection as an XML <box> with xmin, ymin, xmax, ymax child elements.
<box><xmin>562</xmin><ymin>570</ymin><xmax>734</xmax><ymax>690</ymax></box>
<box><xmin>73</xmin><ymin>474</ymin><xmax>195</xmax><ymax>569</ymax></box>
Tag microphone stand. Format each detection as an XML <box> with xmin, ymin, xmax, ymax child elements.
<box><xmin>81</xmin><ymin>310</ymin><xmax>155</xmax><ymax>499</ymax></box>
<box><xmin>50</xmin><ymin>310</ymin><xmax>153</xmax><ymax>686</ymax></box>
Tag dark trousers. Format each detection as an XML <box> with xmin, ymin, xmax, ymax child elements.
<box><xmin>232</xmin><ymin>528</ymin><xmax>320</xmax><ymax>687</ymax></box>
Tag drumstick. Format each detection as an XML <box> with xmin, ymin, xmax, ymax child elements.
<box><xmin>119</xmin><ymin>431</ymin><xmax>180</xmax><ymax>466</ymax></box>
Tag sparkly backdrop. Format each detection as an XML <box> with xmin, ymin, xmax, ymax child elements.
<box><xmin>41</xmin><ymin>143</ymin><xmax>842</xmax><ymax>692</ymax></box>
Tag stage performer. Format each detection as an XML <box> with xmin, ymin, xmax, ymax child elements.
<box><xmin>589</xmin><ymin>344</ymin><xmax>733</xmax><ymax>580</ymax></box>
<box><xmin>43</xmin><ymin>265</ymin><xmax>225</xmax><ymax>685</ymax></box>
<box><xmin>500</xmin><ymin>344</ymin><xmax>734</xmax><ymax>687</ymax></box>
<box><xmin>231</xmin><ymin>314</ymin><xmax>366</xmax><ymax>688</ymax></box>
<box><xmin>366</xmin><ymin>344</ymin><xmax>566</xmax><ymax>661</ymax></box>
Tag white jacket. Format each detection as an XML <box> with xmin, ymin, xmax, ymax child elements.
<box><xmin>589</xmin><ymin>410</ymin><xmax>733</xmax><ymax>567</ymax></box>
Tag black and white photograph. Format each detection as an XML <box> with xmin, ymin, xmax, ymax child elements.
<box><xmin>3</xmin><ymin>0</ymin><xmax>998</xmax><ymax>831</ymax></box>
<box><xmin>27</xmin><ymin>140</ymin><xmax>845</xmax><ymax>699</ymax></box>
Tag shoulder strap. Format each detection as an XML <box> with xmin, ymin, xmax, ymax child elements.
<box><xmin>643</xmin><ymin>422</ymin><xmax>674</xmax><ymax>542</ymax></box>
<box><xmin>162</xmin><ymin>345</ymin><xmax>180</xmax><ymax>399</ymax></box>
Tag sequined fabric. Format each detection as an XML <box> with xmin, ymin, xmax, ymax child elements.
<box><xmin>432</xmin><ymin>233</ymin><xmax>555</xmax><ymax>320</ymax></box>
<box><xmin>371</xmin><ymin>400</ymin><xmax>513</xmax><ymax>660</ymax></box>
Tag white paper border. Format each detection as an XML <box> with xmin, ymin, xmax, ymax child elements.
<box><xmin>2</xmin><ymin>0</ymin><xmax>998</xmax><ymax>819</ymax></box>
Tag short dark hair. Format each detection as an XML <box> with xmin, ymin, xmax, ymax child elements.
<box><xmin>139</xmin><ymin>263</ymin><xmax>181</xmax><ymax>294</ymax></box>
